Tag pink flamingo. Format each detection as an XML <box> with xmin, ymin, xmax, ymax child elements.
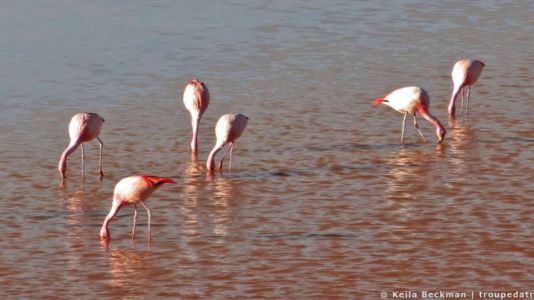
<box><xmin>448</xmin><ymin>59</ymin><xmax>485</xmax><ymax>116</ymax></box>
<box><xmin>99</xmin><ymin>175</ymin><xmax>176</xmax><ymax>241</ymax></box>
<box><xmin>183</xmin><ymin>78</ymin><xmax>210</xmax><ymax>156</ymax></box>
<box><xmin>206</xmin><ymin>113</ymin><xmax>249</xmax><ymax>172</ymax></box>
<box><xmin>373</xmin><ymin>86</ymin><xmax>446</xmax><ymax>143</ymax></box>
<box><xmin>58</xmin><ymin>112</ymin><xmax>105</xmax><ymax>179</ymax></box>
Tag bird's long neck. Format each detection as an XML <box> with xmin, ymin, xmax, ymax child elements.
<box><xmin>191</xmin><ymin>117</ymin><xmax>200</xmax><ymax>153</ymax></box>
<box><xmin>448</xmin><ymin>84</ymin><xmax>463</xmax><ymax>116</ymax></box>
<box><xmin>419</xmin><ymin>109</ymin><xmax>445</xmax><ymax>135</ymax></box>
<box><xmin>206</xmin><ymin>144</ymin><xmax>223</xmax><ymax>172</ymax></box>
<box><xmin>58</xmin><ymin>140</ymin><xmax>81</xmax><ymax>177</ymax></box>
<box><xmin>100</xmin><ymin>199</ymin><xmax>123</xmax><ymax>240</ymax></box>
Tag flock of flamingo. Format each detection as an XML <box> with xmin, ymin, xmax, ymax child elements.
<box><xmin>58</xmin><ymin>58</ymin><xmax>484</xmax><ymax>242</ymax></box>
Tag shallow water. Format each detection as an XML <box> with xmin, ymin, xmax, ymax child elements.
<box><xmin>1</xmin><ymin>1</ymin><xmax>533</xmax><ymax>299</ymax></box>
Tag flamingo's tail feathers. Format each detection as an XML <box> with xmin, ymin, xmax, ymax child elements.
<box><xmin>157</xmin><ymin>177</ymin><xmax>176</xmax><ymax>184</ymax></box>
<box><xmin>189</xmin><ymin>78</ymin><xmax>208</xmax><ymax>101</ymax></box>
<box><xmin>373</xmin><ymin>97</ymin><xmax>385</xmax><ymax>106</ymax></box>
<box><xmin>141</xmin><ymin>175</ymin><xmax>177</xmax><ymax>186</ymax></box>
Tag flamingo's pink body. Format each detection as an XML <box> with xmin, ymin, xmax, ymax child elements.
<box><xmin>373</xmin><ymin>86</ymin><xmax>446</xmax><ymax>143</ymax></box>
<box><xmin>206</xmin><ymin>113</ymin><xmax>249</xmax><ymax>172</ymax></box>
<box><xmin>99</xmin><ymin>175</ymin><xmax>176</xmax><ymax>241</ymax></box>
<box><xmin>183</xmin><ymin>78</ymin><xmax>210</xmax><ymax>155</ymax></box>
<box><xmin>58</xmin><ymin>112</ymin><xmax>105</xmax><ymax>178</ymax></box>
<box><xmin>448</xmin><ymin>59</ymin><xmax>485</xmax><ymax>116</ymax></box>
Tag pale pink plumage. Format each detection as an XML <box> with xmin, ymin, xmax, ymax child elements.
<box><xmin>183</xmin><ymin>78</ymin><xmax>210</xmax><ymax>155</ymax></box>
<box><xmin>373</xmin><ymin>86</ymin><xmax>446</xmax><ymax>143</ymax></box>
<box><xmin>448</xmin><ymin>59</ymin><xmax>485</xmax><ymax>116</ymax></box>
<box><xmin>58</xmin><ymin>112</ymin><xmax>105</xmax><ymax>179</ymax></box>
<box><xmin>99</xmin><ymin>175</ymin><xmax>176</xmax><ymax>241</ymax></box>
<box><xmin>206</xmin><ymin>113</ymin><xmax>249</xmax><ymax>172</ymax></box>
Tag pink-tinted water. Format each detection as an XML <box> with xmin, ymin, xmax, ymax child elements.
<box><xmin>1</xmin><ymin>1</ymin><xmax>533</xmax><ymax>299</ymax></box>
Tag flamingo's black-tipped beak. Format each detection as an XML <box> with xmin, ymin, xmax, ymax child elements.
<box><xmin>60</xmin><ymin>171</ymin><xmax>66</xmax><ymax>179</ymax></box>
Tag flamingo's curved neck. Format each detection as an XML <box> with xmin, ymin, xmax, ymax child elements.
<box><xmin>100</xmin><ymin>199</ymin><xmax>123</xmax><ymax>239</ymax></box>
<box><xmin>191</xmin><ymin>117</ymin><xmax>200</xmax><ymax>153</ymax></box>
<box><xmin>58</xmin><ymin>140</ymin><xmax>81</xmax><ymax>174</ymax></box>
<box><xmin>206</xmin><ymin>144</ymin><xmax>223</xmax><ymax>172</ymax></box>
<box><xmin>419</xmin><ymin>109</ymin><xmax>445</xmax><ymax>134</ymax></box>
<box><xmin>448</xmin><ymin>84</ymin><xmax>463</xmax><ymax>116</ymax></box>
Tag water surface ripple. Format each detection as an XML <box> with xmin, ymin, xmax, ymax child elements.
<box><xmin>1</xmin><ymin>1</ymin><xmax>532</xmax><ymax>299</ymax></box>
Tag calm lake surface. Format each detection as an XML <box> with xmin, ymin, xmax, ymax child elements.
<box><xmin>1</xmin><ymin>1</ymin><xmax>533</xmax><ymax>299</ymax></box>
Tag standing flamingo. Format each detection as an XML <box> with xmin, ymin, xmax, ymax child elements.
<box><xmin>206</xmin><ymin>113</ymin><xmax>249</xmax><ymax>172</ymax></box>
<box><xmin>58</xmin><ymin>112</ymin><xmax>105</xmax><ymax>179</ymax></box>
<box><xmin>99</xmin><ymin>175</ymin><xmax>176</xmax><ymax>241</ymax></box>
<box><xmin>373</xmin><ymin>86</ymin><xmax>446</xmax><ymax>143</ymax></box>
<box><xmin>183</xmin><ymin>78</ymin><xmax>210</xmax><ymax>156</ymax></box>
<box><xmin>448</xmin><ymin>59</ymin><xmax>485</xmax><ymax>116</ymax></box>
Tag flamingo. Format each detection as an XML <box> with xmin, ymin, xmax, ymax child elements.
<box><xmin>448</xmin><ymin>59</ymin><xmax>485</xmax><ymax>116</ymax></box>
<box><xmin>58</xmin><ymin>112</ymin><xmax>105</xmax><ymax>179</ymax></box>
<box><xmin>99</xmin><ymin>175</ymin><xmax>176</xmax><ymax>241</ymax></box>
<box><xmin>373</xmin><ymin>86</ymin><xmax>446</xmax><ymax>143</ymax></box>
<box><xmin>206</xmin><ymin>113</ymin><xmax>249</xmax><ymax>172</ymax></box>
<box><xmin>183</xmin><ymin>78</ymin><xmax>210</xmax><ymax>156</ymax></box>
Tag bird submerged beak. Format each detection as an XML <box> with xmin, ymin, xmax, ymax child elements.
<box><xmin>438</xmin><ymin>137</ymin><xmax>444</xmax><ymax>144</ymax></box>
<box><xmin>60</xmin><ymin>171</ymin><xmax>66</xmax><ymax>179</ymax></box>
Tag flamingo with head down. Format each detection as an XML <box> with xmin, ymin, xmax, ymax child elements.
<box><xmin>206</xmin><ymin>113</ymin><xmax>249</xmax><ymax>173</ymax></box>
<box><xmin>100</xmin><ymin>175</ymin><xmax>176</xmax><ymax>241</ymax></box>
<box><xmin>373</xmin><ymin>86</ymin><xmax>446</xmax><ymax>144</ymax></box>
<box><xmin>448</xmin><ymin>59</ymin><xmax>485</xmax><ymax>116</ymax></box>
<box><xmin>58</xmin><ymin>112</ymin><xmax>105</xmax><ymax>179</ymax></box>
<box><xmin>183</xmin><ymin>78</ymin><xmax>210</xmax><ymax>157</ymax></box>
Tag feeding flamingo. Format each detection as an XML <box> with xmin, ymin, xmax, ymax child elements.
<box><xmin>448</xmin><ymin>59</ymin><xmax>485</xmax><ymax>116</ymax></box>
<box><xmin>206</xmin><ymin>113</ymin><xmax>249</xmax><ymax>172</ymax></box>
<box><xmin>373</xmin><ymin>86</ymin><xmax>446</xmax><ymax>143</ymax></box>
<box><xmin>183</xmin><ymin>78</ymin><xmax>210</xmax><ymax>156</ymax></box>
<box><xmin>99</xmin><ymin>175</ymin><xmax>176</xmax><ymax>241</ymax></box>
<box><xmin>58</xmin><ymin>112</ymin><xmax>105</xmax><ymax>179</ymax></box>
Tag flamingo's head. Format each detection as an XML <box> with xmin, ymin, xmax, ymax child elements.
<box><xmin>58</xmin><ymin>161</ymin><xmax>67</xmax><ymax>178</ymax></box>
<box><xmin>100</xmin><ymin>226</ymin><xmax>110</xmax><ymax>240</ymax></box>
<box><xmin>437</xmin><ymin>126</ymin><xmax>446</xmax><ymax>143</ymax></box>
<box><xmin>206</xmin><ymin>158</ymin><xmax>216</xmax><ymax>173</ymax></box>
